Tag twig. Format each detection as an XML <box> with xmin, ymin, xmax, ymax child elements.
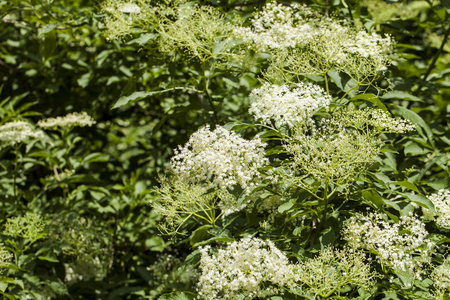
<box><xmin>422</xmin><ymin>23</ymin><xmax>450</xmax><ymax>81</ymax></box>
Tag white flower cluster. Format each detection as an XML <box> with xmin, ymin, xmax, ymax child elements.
<box><xmin>234</xmin><ymin>2</ymin><xmax>393</xmax><ymax>74</ymax></box>
<box><xmin>423</xmin><ymin>189</ymin><xmax>450</xmax><ymax>227</ymax></box>
<box><xmin>171</xmin><ymin>125</ymin><xmax>267</xmax><ymax>193</ymax></box>
<box><xmin>197</xmin><ymin>238</ymin><xmax>377</xmax><ymax>299</ymax></box>
<box><xmin>369</xmin><ymin>109</ymin><xmax>416</xmax><ymax>133</ymax></box>
<box><xmin>118</xmin><ymin>3</ymin><xmax>141</xmax><ymax>14</ymax></box>
<box><xmin>234</xmin><ymin>2</ymin><xmax>313</xmax><ymax>51</ymax></box>
<box><xmin>294</xmin><ymin>247</ymin><xmax>377</xmax><ymax>298</ymax></box>
<box><xmin>333</xmin><ymin>108</ymin><xmax>416</xmax><ymax>134</ymax></box>
<box><xmin>197</xmin><ymin>237</ymin><xmax>294</xmax><ymax>299</ymax></box>
<box><xmin>343</xmin><ymin>212</ymin><xmax>434</xmax><ymax>280</ymax></box>
<box><xmin>249</xmin><ymin>83</ymin><xmax>331</xmax><ymax>127</ymax></box>
<box><xmin>0</xmin><ymin>120</ymin><xmax>46</xmax><ymax>145</ymax></box>
<box><xmin>101</xmin><ymin>0</ymin><xmax>157</xmax><ymax>40</ymax></box>
<box><xmin>432</xmin><ymin>257</ymin><xmax>450</xmax><ymax>299</ymax></box>
<box><xmin>37</xmin><ymin>111</ymin><xmax>96</xmax><ymax>129</ymax></box>
<box><xmin>0</xmin><ymin>244</ymin><xmax>12</xmax><ymax>272</ymax></box>
<box><xmin>343</xmin><ymin>30</ymin><xmax>393</xmax><ymax>59</ymax></box>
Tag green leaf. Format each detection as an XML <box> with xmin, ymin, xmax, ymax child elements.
<box><xmin>349</xmin><ymin>94</ymin><xmax>389</xmax><ymax>112</ymax></box>
<box><xmin>48</xmin><ymin>280</ymin><xmax>68</xmax><ymax>295</ymax></box>
<box><xmin>380</xmin><ymin>91</ymin><xmax>423</xmax><ymax>102</ymax></box>
<box><xmin>158</xmin><ymin>291</ymin><xmax>196</xmax><ymax>300</ymax></box>
<box><xmin>428</xmin><ymin>233</ymin><xmax>450</xmax><ymax>245</ymax></box>
<box><xmin>77</xmin><ymin>72</ymin><xmax>93</xmax><ymax>88</ymax></box>
<box><xmin>189</xmin><ymin>225</ymin><xmax>213</xmax><ymax>247</ymax></box>
<box><xmin>127</xmin><ymin>33</ymin><xmax>156</xmax><ymax>45</ymax></box>
<box><xmin>112</xmin><ymin>88</ymin><xmax>191</xmax><ymax>109</ymax></box>
<box><xmin>319</xmin><ymin>227</ymin><xmax>335</xmax><ymax>247</ymax></box>
<box><xmin>362</xmin><ymin>189</ymin><xmax>384</xmax><ymax>209</ymax></box>
<box><xmin>38</xmin><ymin>24</ymin><xmax>59</xmax><ymax>37</ymax></box>
<box><xmin>192</xmin><ymin>228</ymin><xmax>234</xmax><ymax>247</ymax></box>
<box><xmin>0</xmin><ymin>277</ymin><xmax>24</xmax><ymax>289</ymax></box>
<box><xmin>278</xmin><ymin>200</ymin><xmax>294</xmax><ymax>213</ymax></box>
<box><xmin>327</xmin><ymin>70</ymin><xmax>358</xmax><ymax>97</ymax></box>
<box><xmin>145</xmin><ymin>236</ymin><xmax>166</xmax><ymax>252</ymax></box>
<box><xmin>81</xmin><ymin>152</ymin><xmax>110</xmax><ymax>165</ymax></box>
<box><xmin>108</xmin><ymin>286</ymin><xmax>145</xmax><ymax>299</ymax></box>
<box><xmin>398</xmin><ymin>192</ymin><xmax>435</xmax><ymax>211</ymax></box>
<box><xmin>380</xmin><ymin>144</ymin><xmax>398</xmax><ymax>153</ymax></box>
<box><xmin>391</xmin><ymin>181</ymin><xmax>421</xmax><ymax>193</ymax></box>
<box><xmin>39</xmin><ymin>29</ymin><xmax>57</xmax><ymax>59</ymax></box>
<box><xmin>223</xmin><ymin>122</ymin><xmax>255</xmax><ymax>132</ymax></box>
<box><xmin>395</xmin><ymin>105</ymin><xmax>434</xmax><ymax>148</ymax></box>
<box><xmin>37</xmin><ymin>255</ymin><xmax>59</xmax><ymax>263</ymax></box>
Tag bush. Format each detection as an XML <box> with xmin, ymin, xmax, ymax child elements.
<box><xmin>0</xmin><ymin>0</ymin><xmax>449</xmax><ymax>299</ymax></box>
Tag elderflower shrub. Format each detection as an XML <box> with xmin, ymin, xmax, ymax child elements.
<box><xmin>432</xmin><ymin>257</ymin><xmax>450</xmax><ymax>300</ymax></box>
<box><xmin>47</xmin><ymin>215</ymin><xmax>112</xmax><ymax>284</ymax></box>
<box><xmin>147</xmin><ymin>253</ymin><xmax>198</xmax><ymax>299</ymax></box>
<box><xmin>158</xmin><ymin>3</ymin><xmax>240</xmax><ymax>66</ymax></box>
<box><xmin>343</xmin><ymin>212</ymin><xmax>434</xmax><ymax>282</ymax></box>
<box><xmin>423</xmin><ymin>189</ymin><xmax>450</xmax><ymax>227</ymax></box>
<box><xmin>249</xmin><ymin>82</ymin><xmax>331</xmax><ymax>127</ymax></box>
<box><xmin>292</xmin><ymin>247</ymin><xmax>378</xmax><ymax>298</ymax></box>
<box><xmin>360</xmin><ymin>0</ymin><xmax>430</xmax><ymax>22</ymax></box>
<box><xmin>101</xmin><ymin>0</ymin><xmax>159</xmax><ymax>40</ymax></box>
<box><xmin>0</xmin><ymin>245</ymin><xmax>13</xmax><ymax>273</ymax></box>
<box><xmin>333</xmin><ymin>107</ymin><xmax>416</xmax><ymax>134</ymax></box>
<box><xmin>3</xmin><ymin>213</ymin><xmax>46</xmax><ymax>242</ymax></box>
<box><xmin>285</xmin><ymin>119</ymin><xmax>380</xmax><ymax>186</ymax></box>
<box><xmin>234</xmin><ymin>2</ymin><xmax>315</xmax><ymax>52</ymax></box>
<box><xmin>152</xmin><ymin>176</ymin><xmax>237</xmax><ymax>236</ymax></box>
<box><xmin>0</xmin><ymin>121</ymin><xmax>46</xmax><ymax>146</ymax></box>
<box><xmin>37</xmin><ymin>111</ymin><xmax>96</xmax><ymax>129</ymax></box>
<box><xmin>283</xmin><ymin>107</ymin><xmax>414</xmax><ymax>187</ymax></box>
<box><xmin>235</xmin><ymin>2</ymin><xmax>393</xmax><ymax>83</ymax></box>
<box><xmin>171</xmin><ymin>125</ymin><xmax>267</xmax><ymax>194</ymax></box>
<box><xmin>197</xmin><ymin>237</ymin><xmax>295</xmax><ymax>299</ymax></box>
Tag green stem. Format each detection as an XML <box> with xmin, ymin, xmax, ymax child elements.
<box><xmin>321</xmin><ymin>179</ymin><xmax>330</xmax><ymax>225</ymax></box>
<box><xmin>422</xmin><ymin>23</ymin><xmax>450</xmax><ymax>81</ymax></box>
<box><xmin>324</xmin><ymin>72</ymin><xmax>330</xmax><ymax>95</ymax></box>
<box><xmin>202</xmin><ymin>63</ymin><xmax>219</xmax><ymax>125</ymax></box>
<box><xmin>12</xmin><ymin>143</ymin><xmax>22</xmax><ymax>200</ymax></box>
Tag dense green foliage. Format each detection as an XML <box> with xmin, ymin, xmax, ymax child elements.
<box><xmin>0</xmin><ymin>0</ymin><xmax>449</xmax><ymax>299</ymax></box>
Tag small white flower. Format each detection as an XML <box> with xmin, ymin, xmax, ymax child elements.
<box><xmin>37</xmin><ymin>112</ymin><xmax>96</xmax><ymax>129</ymax></box>
<box><xmin>118</xmin><ymin>3</ymin><xmax>141</xmax><ymax>14</ymax></box>
<box><xmin>171</xmin><ymin>125</ymin><xmax>267</xmax><ymax>194</ymax></box>
<box><xmin>249</xmin><ymin>82</ymin><xmax>331</xmax><ymax>127</ymax></box>
<box><xmin>423</xmin><ymin>189</ymin><xmax>450</xmax><ymax>227</ymax></box>
<box><xmin>0</xmin><ymin>121</ymin><xmax>46</xmax><ymax>145</ymax></box>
